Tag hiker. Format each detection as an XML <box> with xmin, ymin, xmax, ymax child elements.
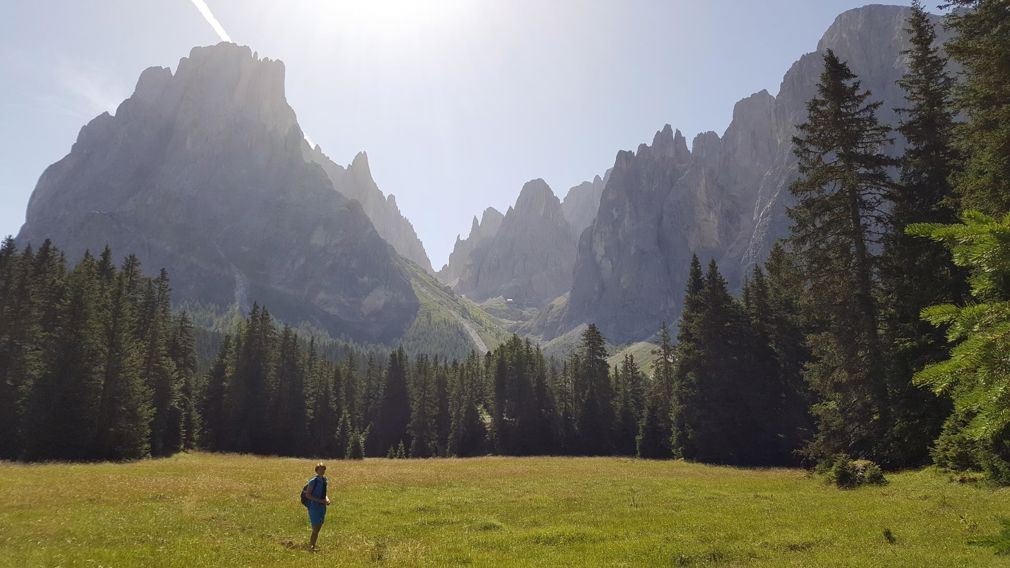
<box><xmin>303</xmin><ymin>462</ymin><xmax>330</xmax><ymax>551</ymax></box>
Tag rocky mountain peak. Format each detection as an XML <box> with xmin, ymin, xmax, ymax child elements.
<box><xmin>514</xmin><ymin>178</ymin><xmax>562</xmax><ymax>218</ymax></box>
<box><xmin>19</xmin><ymin>42</ymin><xmax>418</xmax><ymax>342</ymax></box>
<box><xmin>305</xmin><ymin>146</ymin><xmax>433</xmax><ymax>272</ymax></box>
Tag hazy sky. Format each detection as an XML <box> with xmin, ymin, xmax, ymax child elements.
<box><xmin>0</xmin><ymin>1</ymin><xmax>944</xmax><ymax>267</ymax></box>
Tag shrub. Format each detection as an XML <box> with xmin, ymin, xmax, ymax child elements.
<box><xmin>824</xmin><ymin>455</ymin><xmax>887</xmax><ymax>488</ymax></box>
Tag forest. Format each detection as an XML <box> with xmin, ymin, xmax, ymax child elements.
<box><xmin>1</xmin><ymin>1</ymin><xmax>1009</xmax><ymax>486</ymax></box>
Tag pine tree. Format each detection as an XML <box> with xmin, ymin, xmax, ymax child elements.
<box><xmin>909</xmin><ymin>212</ymin><xmax>1010</xmax><ymax>483</ymax></box>
<box><xmin>788</xmin><ymin>50</ymin><xmax>895</xmax><ymax>464</ymax></box>
<box><xmin>25</xmin><ymin>252</ymin><xmax>104</xmax><ymax>460</ymax></box>
<box><xmin>614</xmin><ymin>354</ymin><xmax>645</xmax><ymax>456</ymax></box>
<box><xmin>201</xmin><ymin>336</ymin><xmax>232</xmax><ymax>451</ymax></box>
<box><xmin>93</xmin><ymin>267</ymin><xmax>152</xmax><ymax>460</ymax></box>
<box><xmin>877</xmin><ymin>1</ymin><xmax>965</xmax><ymax>467</ymax></box>
<box><xmin>273</xmin><ymin>326</ymin><xmax>308</xmax><ymax>455</ymax></box>
<box><xmin>944</xmin><ymin>0</ymin><xmax>1010</xmax><ymax>214</ymax></box>
<box><xmin>744</xmin><ymin>256</ymin><xmax>813</xmax><ymax>463</ymax></box>
<box><xmin>448</xmin><ymin>352</ymin><xmax>487</xmax><ymax>457</ymax></box>
<box><xmin>225</xmin><ymin>305</ymin><xmax>277</xmax><ymax>453</ymax></box>
<box><xmin>370</xmin><ymin>348</ymin><xmax>410</xmax><ymax>456</ymax></box>
<box><xmin>0</xmin><ymin>239</ymin><xmax>42</xmax><ymax>459</ymax></box>
<box><xmin>638</xmin><ymin>321</ymin><xmax>677</xmax><ymax>459</ymax></box>
<box><xmin>670</xmin><ymin>260</ymin><xmax>782</xmax><ymax>465</ymax></box>
<box><xmin>576</xmin><ymin>324</ymin><xmax>614</xmax><ymax>456</ymax></box>
<box><xmin>409</xmin><ymin>355</ymin><xmax>438</xmax><ymax>458</ymax></box>
<box><xmin>434</xmin><ymin>361</ymin><xmax>451</xmax><ymax>456</ymax></box>
<box><xmin>307</xmin><ymin>353</ymin><xmax>339</xmax><ymax>457</ymax></box>
<box><xmin>169</xmin><ymin>313</ymin><xmax>199</xmax><ymax>451</ymax></box>
<box><xmin>141</xmin><ymin>271</ymin><xmax>181</xmax><ymax>457</ymax></box>
<box><xmin>667</xmin><ymin>256</ymin><xmax>707</xmax><ymax>459</ymax></box>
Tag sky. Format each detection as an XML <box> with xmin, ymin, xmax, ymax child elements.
<box><xmin>0</xmin><ymin>0</ymin><xmax>945</xmax><ymax>267</ymax></box>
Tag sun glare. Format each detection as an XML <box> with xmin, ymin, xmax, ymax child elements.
<box><xmin>309</xmin><ymin>0</ymin><xmax>470</xmax><ymax>45</ymax></box>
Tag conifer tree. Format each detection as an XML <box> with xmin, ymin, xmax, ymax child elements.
<box><xmin>409</xmin><ymin>355</ymin><xmax>438</xmax><ymax>458</ymax></box>
<box><xmin>910</xmin><ymin>212</ymin><xmax>1010</xmax><ymax>483</ymax></box>
<box><xmin>638</xmin><ymin>321</ymin><xmax>676</xmax><ymax>459</ymax></box>
<box><xmin>169</xmin><ymin>313</ymin><xmax>199</xmax><ymax>451</ymax></box>
<box><xmin>448</xmin><ymin>353</ymin><xmax>487</xmax><ymax>457</ymax></box>
<box><xmin>576</xmin><ymin>324</ymin><xmax>614</xmax><ymax>455</ymax></box>
<box><xmin>788</xmin><ymin>50</ymin><xmax>895</xmax><ymax>464</ymax></box>
<box><xmin>273</xmin><ymin>326</ymin><xmax>308</xmax><ymax>455</ymax></box>
<box><xmin>25</xmin><ymin>253</ymin><xmax>103</xmax><ymax>460</ymax></box>
<box><xmin>434</xmin><ymin>361</ymin><xmax>451</xmax><ymax>456</ymax></box>
<box><xmin>141</xmin><ymin>271</ymin><xmax>182</xmax><ymax>456</ymax></box>
<box><xmin>201</xmin><ymin>335</ymin><xmax>231</xmax><ymax>451</ymax></box>
<box><xmin>93</xmin><ymin>267</ymin><xmax>151</xmax><ymax>460</ymax></box>
<box><xmin>370</xmin><ymin>348</ymin><xmax>410</xmax><ymax>456</ymax></box>
<box><xmin>944</xmin><ymin>0</ymin><xmax>1010</xmax><ymax>214</ymax></box>
<box><xmin>614</xmin><ymin>354</ymin><xmax>646</xmax><ymax>456</ymax></box>
<box><xmin>878</xmin><ymin>1</ymin><xmax>965</xmax><ymax>466</ymax></box>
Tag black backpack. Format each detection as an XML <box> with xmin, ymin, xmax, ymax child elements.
<box><xmin>300</xmin><ymin>477</ymin><xmax>325</xmax><ymax>507</ymax></box>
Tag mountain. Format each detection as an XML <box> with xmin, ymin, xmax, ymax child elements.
<box><xmin>536</xmin><ymin>4</ymin><xmax>946</xmax><ymax>343</ymax></box>
<box><xmin>437</xmin><ymin>207</ymin><xmax>505</xmax><ymax>288</ymax></box>
<box><xmin>561</xmin><ymin>169</ymin><xmax>611</xmax><ymax>239</ymax></box>
<box><xmin>304</xmin><ymin>145</ymin><xmax>433</xmax><ymax>272</ymax></box>
<box><xmin>444</xmin><ymin>179</ymin><xmax>577</xmax><ymax>307</ymax></box>
<box><xmin>17</xmin><ymin>43</ymin><xmax>419</xmax><ymax>343</ymax></box>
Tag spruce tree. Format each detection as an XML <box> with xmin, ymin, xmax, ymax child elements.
<box><xmin>615</xmin><ymin>354</ymin><xmax>646</xmax><ymax>456</ymax></box>
<box><xmin>944</xmin><ymin>0</ymin><xmax>1010</xmax><ymax>214</ymax></box>
<box><xmin>141</xmin><ymin>271</ymin><xmax>181</xmax><ymax>457</ymax></box>
<box><xmin>788</xmin><ymin>50</ymin><xmax>895</xmax><ymax>464</ymax></box>
<box><xmin>201</xmin><ymin>335</ymin><xmax>231</xmax><ymax>451</ymax></box>
<box><xmin>576</xmin><ymin>324</ymin><xmax>614</xmax><ymax>456</ymax></box>
<box><xmin>371</xmin><ymin>348</ymin><xmax>410</xmax><ymax>456</ymax></box>
<box><xmin>910</xmin><ymin>212</ymin><xmax>1010</xmax><ymax>483</ymax></box>
<box><xmin>169</xmin><ymin>313</ymin><xmax>199</xmax><ymax>451</ymax></box>
<box><xmin>667</xmin><ymin>256</ymin><xmax>707</xmax><ymax>459</ymax></box>
<box><xmin>273</xmin><ymin>326</ymin><xmax>308</xmax><ymax>455</ymax></box>
<box><xmin>25</xmin><ymin>252</ymin><xmax>104</xmax><ymax>460</ymax></box>
<box><xmin>637</xmin><ymin>321</ymin><xmax>676</xmax><ymax>459</ymax></box>
<box><xmin>409</xmin><ymin>355</ymin><xmax>438</xmax><ymax>458</ymax></box>
<box><xmin>448</xmin><ymin>353</ymin><xmax>487</xmax><ymax>457</ymax></box>
<box><xmin>434</xmin><ymin>361</ymin><xmax>451</xmax><ymax>456</ymax></box>
<box><xmin>93</xmin><ymin>268</ymin><xmax>152</xmax><ymax>460</ymax></box>
<box><xmin>877</xmin><ymin>1</ymin><xmax>965</xmax><ymax>467</ymax></box>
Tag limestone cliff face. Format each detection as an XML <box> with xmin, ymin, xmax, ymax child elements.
<box><xmin>551</xmin><ymin>5</ymin><xmax>945</xmax><ymax>342</ymax></box>
<box><xmin>437</xmin><ymin>207</ymin><xmax>504</xmax><ymax>288</ymax></box>
<box><xmin>18</xmin><ymin>43</ymin><xmax>418</xmax><ymax>342</ymax></box>
<box><xmin>305</xmin><ymin>146</ymin><xmax>433</xmax><ymax>272</ymax></box>
<box><xmin>742</xmin><ymin>4</ymin><xmax>943</xmax><ymax>268</ymax></box>
<box><xmin>450</xmin><ymin>180</ymin><xmax>576</xmax><ymax>307</ymax></box>
<box><xmin>561</xmin><ymin>169</ymin><xmax>611</xmax><ymax>240</ymax></box>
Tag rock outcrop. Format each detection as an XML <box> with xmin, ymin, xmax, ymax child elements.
<box><xmin>449</xmin><ymin>179</ymin><xmax>577</xmax><ymax>307</ymax></box>
<box><xmin>17</xmin><ymin>43</ymin><xmax>418</xmax><ymax>342</ymax></box>
<box><xmin>561</xmin><ymin>169</ymin><xmax>611</xmax><ymax>239</ymax></box>
<box><xmin>438</xmin><ymin>207</ymin><xmax>504</xmax><ymax>288</ymax></box>
<box><xmin>548</xmin><ymin>5</ymin><xmax>946</xmax><ymax>343</ymax></box>
<box><xmin>304</xmin><ymin>145</ymin><xmax>433</xmax><ymax>272</ymax></box>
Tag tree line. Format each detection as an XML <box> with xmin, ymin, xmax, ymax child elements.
<box><xmin>705</xmin><ymin>0</ymin><xmax>1010</xmax><ymax>482</ymax></box>
<box><xmin>0</xmin><ymin>240</ymin><xmax>198</xmax><ymax>461</ymax></box>
<box><xmin>1</xmin><ymin>2</ymin><xmax>1008</xmax><ymax>484</ymax></box>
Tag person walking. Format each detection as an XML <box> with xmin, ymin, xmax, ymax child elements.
<box><xmin>302</xmin><ymin>462</ymin><xmax>330</xmax><ymax>551</ymax></box>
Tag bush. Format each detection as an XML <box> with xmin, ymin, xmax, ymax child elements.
<box><xmin>824</xmin><ymin>455</ymin><xmax>887</xmax><ymax>488</ymax></box>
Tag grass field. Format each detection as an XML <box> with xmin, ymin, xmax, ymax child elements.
<box><xmin>1</xmin><ymin>453</ymin><xmax>1008</xmax><ymax>567</ymax></box>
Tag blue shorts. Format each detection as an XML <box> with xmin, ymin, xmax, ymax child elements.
<box><xmin>308</xmin><ymin>502</ymin><xmax>326</xmax><ymax>527</ymax></box>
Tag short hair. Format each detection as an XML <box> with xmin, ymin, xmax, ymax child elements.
<box><xmin>315</xmin><ymin>462</ymin><xmax>326</xmax><ymax>469</ymax></box>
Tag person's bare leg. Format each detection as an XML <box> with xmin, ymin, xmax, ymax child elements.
<box><xmin>310</xmin><ymin>524</ymin><xmax>321</xmax><ymax>550</ymax></box>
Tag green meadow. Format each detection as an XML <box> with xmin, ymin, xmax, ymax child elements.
<box><xmin>1</xmin><ymin>453</ymin><xmax>1008</xmax><ymax>567</ymax></box>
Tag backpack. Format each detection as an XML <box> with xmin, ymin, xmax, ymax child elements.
<box><xmin>300</xmin><ymin>476</ymin><xmax>326</xmax><ymax>507</ymax></box>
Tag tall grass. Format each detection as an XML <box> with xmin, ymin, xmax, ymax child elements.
<box><xmin>0</xmin><ymin>453</ymin><xmax>1007</xmax><ymax>567</ymax></box>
